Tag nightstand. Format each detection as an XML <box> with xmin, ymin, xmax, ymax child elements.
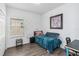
<box><xmin>30</xmin><ymin>37</ymin><xmax>35</xmax><ymax>43</ymax></box>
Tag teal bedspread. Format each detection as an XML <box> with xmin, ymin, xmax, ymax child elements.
<box><xmin>35</xmin><ymin>34</ymin><xmax>62</xmax><ymax>53</ymax></box>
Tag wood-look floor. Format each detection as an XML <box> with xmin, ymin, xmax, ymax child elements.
<box><xmin>4</xmin><ymin>43</ymin><xmax>66</xmax><ymax>56</ymax></box>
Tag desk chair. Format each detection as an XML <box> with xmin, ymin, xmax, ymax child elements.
<box><xmin>66</xmin><ymin>37</ymin><xmax>76</xmax><ymax>56</ymax></box>
<box><xmin>66</xmin><ymin>37</ymin><xmax>71</xmax><ymax>45</ymax></box>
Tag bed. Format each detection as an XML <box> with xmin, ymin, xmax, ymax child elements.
<box><xmin>35</xmin><ymin>32</ymin><xmax>62</xmax><ymax>53</ymax></box>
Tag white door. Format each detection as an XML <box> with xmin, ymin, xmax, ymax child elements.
<box><xmin>0</xmin><ymin>10</ymin><xmax>5</xmax><ymax>56</ymax></box>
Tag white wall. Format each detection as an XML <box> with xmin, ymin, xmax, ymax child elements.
<box><xmin>6</xmin><ymin>3</ymin><xmax>79</xmax><ymax>49</ymax></box>
<box><xmin>0</xmin><ymin>3</ymin><xmax>6</xmax><ymax>55</ymax></box>
<box><xmin>41</xmin><ymin>3</ymin><xmax>79</xmax><ymax>49</ymax></box>
<box><xmin>6</xmin><ymin>7</ymin><xmax>41</xmax><ymax>48</ymax></box>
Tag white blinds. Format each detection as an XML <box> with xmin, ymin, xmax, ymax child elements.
<box><xmin>10</xmin><ymin>18</ymin><xmax>24</xmax><ymax>37</ymax></box>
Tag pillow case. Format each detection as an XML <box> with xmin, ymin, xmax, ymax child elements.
<box><xmin>45</xmin><ymin>32</ymin><xmax>59</xmax><ymax>38</ymax></box>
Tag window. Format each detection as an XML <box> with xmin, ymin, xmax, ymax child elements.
<box><xmin>10</xmin><ymin>18</ymin><xmax>24</xmax><ymax>37</ymax></box>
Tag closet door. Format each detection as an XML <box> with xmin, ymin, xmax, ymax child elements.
<box><xmin>0</xmin><ymin>9</ymin><xmax>5</xmax><ymax>55</ymax></box>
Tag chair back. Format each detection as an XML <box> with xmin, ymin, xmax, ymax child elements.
<box><xmin>66</xmin><ymin>37</ymin><xmax>71</xmax><ymax>45</ymax></box>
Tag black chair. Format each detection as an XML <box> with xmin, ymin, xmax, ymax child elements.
<box><xmin>66</xmin><ymin>37</ymin><xmax>76</xmax><ymax>56</ymax></box>
<box><xmin>66</xmin><ymin>37</ymin><xmax>71</xmax><ymax>45</ymax></box>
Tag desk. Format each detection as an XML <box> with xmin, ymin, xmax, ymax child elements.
<box><xmin>30</xmin><ymin>37</ymin><xmax>35</xmax><ymax>43</ymax></box>
<box><xmin>65</xmin><ymin>40</ymin><xmax>79</xmax><ymax>56</ymax></box>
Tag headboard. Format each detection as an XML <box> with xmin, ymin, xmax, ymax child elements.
<box><xmin>34</xmin><ymin>31</ymin><xmax>43</xmax><ymax>36</ymax></box>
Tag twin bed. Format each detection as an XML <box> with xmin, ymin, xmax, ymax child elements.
<box><xmin>35</xmin><ymin>32</ymin><xmax>62</xmax><ymax>53</ymax></box>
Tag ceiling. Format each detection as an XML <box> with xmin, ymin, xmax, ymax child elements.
<box><xmin>6</xmin><ymin>3</ymin><xmax>64</xmax><ymax>14</ymax></box>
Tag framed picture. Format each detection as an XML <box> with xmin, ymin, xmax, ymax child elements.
<box><xmin>50</xmin><ymin>14</ymin><xmax>63</xmax><ymax>29</ymax></box>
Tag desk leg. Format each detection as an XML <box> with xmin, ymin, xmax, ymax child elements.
<box><xmin>66</xmin><ymin>48</ymin><xmax>69</xmax><ymax>56</ymax></box>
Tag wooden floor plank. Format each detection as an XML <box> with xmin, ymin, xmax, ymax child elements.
<box><xmin>4</xmin><ymin>43</ymin><xmax>65</xmax><ymax>56</ymax></box>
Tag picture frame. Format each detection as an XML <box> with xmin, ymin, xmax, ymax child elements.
<box><xmin>50</xmin><ymin>14</ymin><xmax>63</xmax><ymax>29</ymax></box>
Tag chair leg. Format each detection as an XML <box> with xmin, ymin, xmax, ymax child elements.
<box><xmin>66</xmin><ymin>48</ymin><xmax>69</xmax><ymax>56</ymax></box>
